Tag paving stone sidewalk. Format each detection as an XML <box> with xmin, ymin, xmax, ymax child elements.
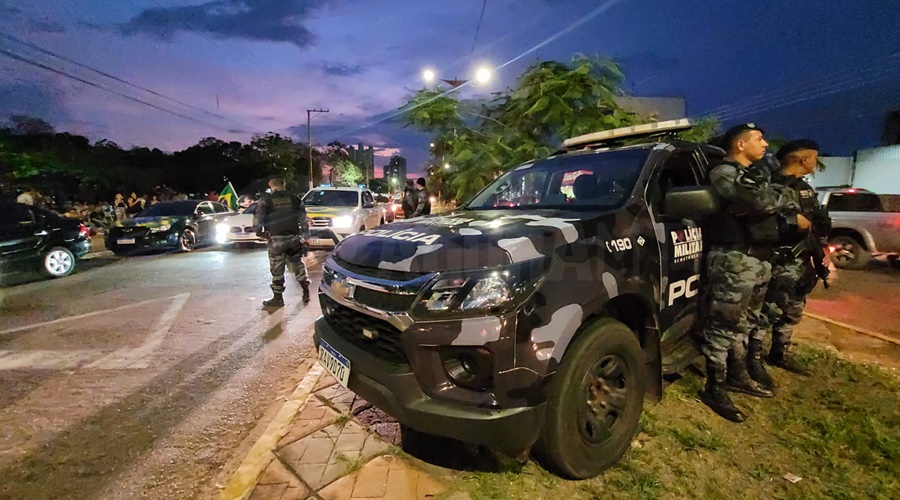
<box><xmin>246</xmin><ymin>375</ymin><xmax>463</xmax><ymax>500</ymax></box>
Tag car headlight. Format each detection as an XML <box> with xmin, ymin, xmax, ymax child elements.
<box><xmin>216</xmin><ymin>223</ymin><xmax>230</xmax><ymax>234</ymax></box>
<box><xmin>416</xmin><ymin>259</ymin><xmax>547</xmax><ymax>316</ymax></box>
<box><xmin>332</xmin><ymin>215</ymin><xmax>354</xmax><ymax>228</ymax></box>
<box><xmin>149</xmin><ymin>224</ymin><xmax>171</xmax><ymax>233</ymax></box>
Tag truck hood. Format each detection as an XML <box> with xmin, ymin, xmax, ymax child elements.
<box><xmin>332</xmin><ymin>210</ymin><xmax>585</xmax><ymax>273</ymax></box>
<box><xmin>305</xmin><ymin>206</ymin><xmax>356</xmax><ymax>218</ymax></box>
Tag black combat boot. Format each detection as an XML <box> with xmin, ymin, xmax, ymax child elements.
<box><xmin>263</xmin><ymin>293</ymin><xmax>284</xmax><ymax>308</ymax></box>
<box><xmin>301</xmin><ymin>281</ymin><xmax>311</xmax><ymax>304</ymax></box>
<box><xmin>747</xmin><ymin>340</ymin><xmax>778</xmax><ymax>391</ymax></box>
<box><xmin>726</xmin><ymin>350</ymin><xmax>774</xmax><ymax>398</ymax></box>
<box><xmin>699</xmin><ymin>361</ymin><xmax>746</xmax><ymax>423</ymax></box>
<box><xmin>767</xmin><ymin>341</ymin><xmax>811</xmax><ymax>376</ymax></box>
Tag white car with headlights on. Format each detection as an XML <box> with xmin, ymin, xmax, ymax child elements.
<box><xmin>303</xmin><ymin>187</ymin><xmax>386</xmax><ymax>250</ymax></box>
<box><xmin>215</xmin><ymin>202</ymin><xmax>267</xmax><ymax>247</ymax></box>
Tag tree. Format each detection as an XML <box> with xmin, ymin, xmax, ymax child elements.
<box><xmin>330</xmin><ymin>159</ymin><xmax>363</xmax><ymax>186</ymax></box>
<box><xmin>399</xmin><ymin>54</ymin><xmax>644</xmax><ymax>202</ymax></box>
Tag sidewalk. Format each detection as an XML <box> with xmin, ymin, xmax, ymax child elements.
<box><xmin>229</xmin><ymin>315</ymin><xmax>899</xmax><ymax>500</ymax></box>
<box><xmin>234</xmin><ymin>375</ymin><xmax>466</xmax><ymax>500</ymax></box>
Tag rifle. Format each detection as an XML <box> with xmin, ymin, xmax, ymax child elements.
<box><xmin>790</xmin><ymin>236</ymin><xmax>830</xmax><ymax>289</ymax></box>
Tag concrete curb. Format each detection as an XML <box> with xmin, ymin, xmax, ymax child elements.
<box><xmin>82</xmin><ymin>250</ymin><xmax>114</xmax><ymax>260</ymax></box>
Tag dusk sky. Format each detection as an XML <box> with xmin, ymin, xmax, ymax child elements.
<box><xmin>1</xmin><ymin>0</ymin><xmax>899</xmax><ymax>181</ymax></box>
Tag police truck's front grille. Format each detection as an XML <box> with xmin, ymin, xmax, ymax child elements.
<box><xmin>352</xmin><ymin>287</ymin><xmax>418</xmax><ymax>312</ymax></box>
<box><xmin>332</xmin><ymin>256</ymin><xmax>430</xmax><ymax>283</ymax></box>
<box><xmin>320</xmin><ymin>295</ymin><xmax>408</xmax><ymax>365</ymax></box>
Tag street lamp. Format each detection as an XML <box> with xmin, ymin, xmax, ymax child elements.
<box><xmin>444</xmin><ymin>163</ymin><xmax>451</xmax><ymax>170</ymax></box>
<box><xmin>475</xmin><ymin>66</ymin><xmax>491</xmax><ymax>84</ymax></box>
<box><xmin>422</xmin><ymin>69</ymin><xmax>436</xmax><ymax>83</ymax></box>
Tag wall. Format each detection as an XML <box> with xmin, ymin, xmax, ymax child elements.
<box><xmin>808</xmin><ymin>156</ymin><xmax>853</xmax><ymax>189</ymax></box>
<box><xmin>853</xmin><ymin>145</ymin><xmax>900</xmax><ymax>194</ymax></box>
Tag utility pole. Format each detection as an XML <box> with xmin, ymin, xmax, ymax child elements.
<box><xmin>306</xmin><ymin>108</ymin><xmax>329</xmax><ymax>192</ymax></box>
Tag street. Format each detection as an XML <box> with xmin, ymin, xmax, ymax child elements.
<box><xmin>0</xmin><ymin>248</ymin><xmax>898</xmax><ymax>499</ymax></box>
<box><xmin>0</xmin><ymin>247</ymin><xmax>328</xmax><ymax>499</ymax></box>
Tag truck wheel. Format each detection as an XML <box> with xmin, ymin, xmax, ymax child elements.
<box><xmin>830</xmin><ymin>235</ymin><xmax>869</xmax><ymax>270</ymax></box>
<box><xmin>43</xmin><ymin>247</ymin><xmax>76</xmax><ymax>278</ymax></box>
<box><xmin>533</xmin><ymin>318</ymin><xmax>645</xmax><ymax>479</ymax></box>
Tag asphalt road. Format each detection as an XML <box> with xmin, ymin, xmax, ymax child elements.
<box><xmin>0</xmin><ymin>245</ymin><xmax>896</xmax><ymax>499</ymax></box>
<box><xmin>806</xmin><ymin>258</ymin><xmax>900</xmax><ymax>341</ymax></box>
<box><xmin>0</xmin><ymin>246</ymin><xmax>329</xmax><ymax>499</ymax></box>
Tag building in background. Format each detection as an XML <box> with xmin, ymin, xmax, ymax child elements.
<box><xmin>809</xmin><ymin>145</ymin><xmax>900</xmax><ymax>194</ymax></box>
<box><xmin>383</xmin><ymin>154</ymin><xmax>408</xmax><ymax>184</ymax></box>
<box><xmin>347</xmin><ymin>143</ymin><xmax>375</xmax><ymax>183</ymax></box>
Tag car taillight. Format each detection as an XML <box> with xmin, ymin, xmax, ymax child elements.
<box><xmin>79</xmin><ymin>224</ymin><xmax>89</xmax><ymax>238</ymax></box>
<box><xmin>828</xmin><ymin>245</ymin><xmax>836</xmax><ymax>254</ymax></box>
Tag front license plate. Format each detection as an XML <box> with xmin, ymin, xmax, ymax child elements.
<box><xmin>117</xmin><ymin>238</ymin><xmax>136</xmax><ymax>244</ymax></box>
<box><xmin>318</xmin><ymin>339</ymin><xmax>351</xmax><ymax>388</ymax></box>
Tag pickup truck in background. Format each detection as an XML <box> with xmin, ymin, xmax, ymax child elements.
<box><xmin>818</xmin><ymin>188</ymin><xmax>900</xmax><ymax>269</ymax></box>
<box><xmin>303</xmin><ymin>187</ymin><xmax>387</xmax><ymax>250</ymax></box>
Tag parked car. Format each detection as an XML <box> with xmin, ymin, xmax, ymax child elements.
<box><xmin>0</xmin><ymin>202</ymin><xmax>91</xmax><ymax>281</ymax></box>
<box><xmin>106</xmin><ymin>200</ymin><xmax>234</xmax><ymax>255</ymax></box>
<box><xmin>818</xmin><ymin>188</ymin><xmax>900</xmax><ymax>269</ymax></box>
<box><xmin>303</xmin><ymin>187</ymin><xmax>386</xmax><ymax>250</ymax></box>
<box><xmin>215</xmin><ymin>202</ymin><xmax>267</xmax><ymax>247</ymax></box>
<box><xmin>313</xmin><ymin>119</ymin><xmax>725</xmax><ymax>478</ymax></box>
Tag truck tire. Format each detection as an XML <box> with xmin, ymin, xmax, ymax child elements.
<box><xmin>533</xmin><ymin>318</ymin><xmax>645</xmax><ymax>479</ymax></box>
<box><xmin>829</xmin><ymin>235</ymin><xmax>869</xmax><ymax>270</ymax></box>
<box><xmin>179</xmin><ymin>228</ymin><xmax>197</xmax><ymax>252</ymax></box>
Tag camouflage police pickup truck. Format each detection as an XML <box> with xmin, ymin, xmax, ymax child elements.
<box><xmin>313</xmin><ymin>119</ymin><xmax>723</xmax><ymax>479</ymax></box>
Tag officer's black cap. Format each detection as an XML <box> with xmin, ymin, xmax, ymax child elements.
<box><xmin>722</xmin><ymin>123</ymin><xmax>764</xmax><ymax>151</ymax></box>
<box><xmin>775</xmin><ymin>139</ymin><xmax>820</xmax><ymax>161</ymax></box>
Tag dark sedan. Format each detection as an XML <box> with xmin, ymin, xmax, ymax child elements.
<box><xmin>106</xmin><ymin>200</ymin><xmax>233</xmax><ymax>255</ymax></box>
<box><xmin>1</xmin><ymin>202</ymin><xmax>92</xmax><ymax>281</ymax></box>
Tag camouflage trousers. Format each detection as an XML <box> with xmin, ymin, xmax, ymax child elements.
<box><xmin>701</xmin><ymin>248</ymin><xmax>772</xmax><ymax>371</ymax></box>
<box><xmin>268</xmin><ymin>234</ymin><xmax>309</xmax><ymax>294</ymax></box>
<box><xmin>757</xmin><ymin>256</ymin><xmax>815</xmax><ymax>345</ymax></box>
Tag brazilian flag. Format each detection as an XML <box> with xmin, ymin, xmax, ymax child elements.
<box><xmin>218</xmin><ymin>182</ymin><xmax>238</xmax><ymax>210</ymax></box>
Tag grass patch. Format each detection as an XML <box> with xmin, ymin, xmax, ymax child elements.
<box><xmin>450</xmin><ymin>345</ymin><xmax>900</xmax><ymax>499</ymax></box>
<box><xmin>333</xmin><ymin>412</ymin><xmax>353</xmax><ymax>428</ymax></box>
<box><xmin>335</xmin><ymin>452</ymin><xmax>365</xmax><ymax>474</ymax></box>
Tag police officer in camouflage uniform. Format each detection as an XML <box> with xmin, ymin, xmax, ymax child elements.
<box><xmin>254</xmin><ymin>177</ymin><xmax>310</xmax><ymax>308</ymax></box>
<box><xmin>756</xmin><ymin>140</ymin><xmax>830</xmax><ymax>378</ymax></box>
<box><xmin>699</xmin><ymin>124</ymin><xmax>810</xmax><ymax>422</ymax></box>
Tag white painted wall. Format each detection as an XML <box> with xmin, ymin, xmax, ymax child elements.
<box><xmin>807</xmin><ymin>157</ymin><xmax>853</xmax><ymax>189</ymax></box>
<box><xmin>853</xmin><ymin>145</ymin><xmax>900</xmax><ymax>195</ymax></box>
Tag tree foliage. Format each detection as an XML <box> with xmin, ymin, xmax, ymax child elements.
<box><xmin>400</xmin><ymin>54</ymin><xmax>647</xmax><ymax>202</ymax></box>
<box><xmin>0</xmin><ymin>119</ymin><xmax>332</xmax><ymax>202</ymax></box>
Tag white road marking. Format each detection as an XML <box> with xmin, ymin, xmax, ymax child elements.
<box><xmin>0</xmin><ymin>295</ymin><xmax>181</xmax><ymax>336</ymax></box>
<box><xmin>0</xmin><ymin>293</ymin><xmax>190</xmax><ymax>371</ymax></box>
<box><xmin>803</xmin><ymin>311</ymin><xmax>900</xmax><ymax>346</ymax></box>
<box><xmin>219</xmin><ymin>362</ymin><xmax>324</xmax><ymax>500</ymax></box>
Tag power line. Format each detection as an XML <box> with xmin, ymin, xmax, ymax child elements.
<box><xmin>0</xmin><ymin>47</ymin><xmax>241</xmax><ymax>132</ymax></box>
<box><xmin>0</xmin><ymin>29</ymin><xmax>234</xmax><ymax>123</ymax></box>
<box><xmin>700</xmin><ymin>57</ymin><xmax>900</xmax><ymax>120</ymax></box>
<box><xmin>468</xmin><ymin>0</ymin><xmax>488</xmax><ymax>66</ymax></box>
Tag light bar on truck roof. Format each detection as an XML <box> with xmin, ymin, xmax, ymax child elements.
<box><xmin>562</xmin><ymin>118</ymin><xmax>694</xmax><ymax>149</ymax></box>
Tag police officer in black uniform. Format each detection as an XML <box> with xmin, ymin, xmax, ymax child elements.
<box><xmin>254</xmin><ymin>177</ymin><xmax>310</xmax><ymax>308</ymax></box>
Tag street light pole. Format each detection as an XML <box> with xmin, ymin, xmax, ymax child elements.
<box><xmin>307</xmin><ymin>108</ymin><xmax>329</xmax><ymax>192</ymax></box>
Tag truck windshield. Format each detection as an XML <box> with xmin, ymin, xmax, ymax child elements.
<box><xmin>304</xmin><ymin>190</ymin><xmax>359</xmax><ymax>207</ymax></box>
<box><xmin>466</xmin><ymin>149</ymin><xmax>650</xmax><ymax>210</ymax></box>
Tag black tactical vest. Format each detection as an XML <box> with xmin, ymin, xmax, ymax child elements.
<box><xmin>262</xmin><ymin>191</ymin><xmax>303</xmax><ymax>236</ymax></box>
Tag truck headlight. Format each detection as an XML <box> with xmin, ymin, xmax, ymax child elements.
<box><xmin>332</xmin><ymin>215</ymin><xmax>353</xmax><ymax>228</ymax></box>
<box><xmin>416</xmin><ymin>259</ymin><xmax>547</xmax><ymax>316</ymax></box>
<box><xmin>149</xmin><ymin>224</ymin><xmax>172</xmax><ymax>233</ymax></box>
<box><xmin>216</xmin><ymin>223</ymin><xmax>230</xmax><ymax>234</ymax></box>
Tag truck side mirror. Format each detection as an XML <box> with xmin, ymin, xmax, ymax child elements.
<box><xmin>663</xmin><ymin>186</ymin><xmax>719</xmax><ymax>219</ymax></box>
